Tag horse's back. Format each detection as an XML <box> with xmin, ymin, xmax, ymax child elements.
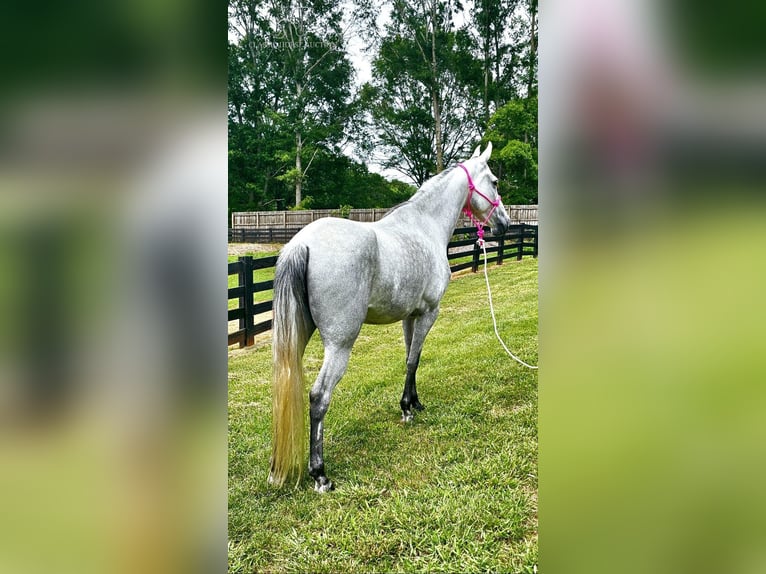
<box><xmin>291</xmin><ymin>217</ymin><xmax>377</xmax><ymax>264</ymax></box>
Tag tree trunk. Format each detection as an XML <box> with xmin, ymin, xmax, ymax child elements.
<box><xmin>495</xmin><ymin>26</ymin><xmax>501</xmax><ymax>105</ymax></box>
<box><xmin>483</xmin><ymin>12</ymin><xmax>490</xmax><ymax>123</ymax></box>
<box><xmin>295</xmin><ymin>130</ymin><xmax>303</xmax><ymax>206</ymax></box>
<box><xmin>527</xmin><ymin>0</ymin><xmax>537</xmax><ymax>98</ymax></box>
<box><xmin>431</xmin><ymin>8</ymin><xmax>443</xmax><ymax>173</ymax></box>
<box><xmin>483</xmin><ymin>52</ymin><xmax>490</xmax><ymax>123</ymax></box>
<box><xmin>432</xmin><ymin>90</ymin><xmax>443</xmax><ymax>173</ymax></box>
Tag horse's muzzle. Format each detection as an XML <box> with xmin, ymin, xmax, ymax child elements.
<box><xmin>491</xmin><ymin>209</ymin><xmax>511</xmax><ymax>237</ymax></box>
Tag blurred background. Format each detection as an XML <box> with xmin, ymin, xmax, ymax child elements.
<box><xmin>541</xmin><ymin>0</ymin><xmax>766</xmax><ymax>573</ymax></box>
<box><xmin>2</xmin><ymin>0</ymin><xmax>766</xmax><ymax>572</ymax></box>
<box><xmin>0</xmin><ymin>1</ymin><xmax>226</xmax><ymax>573</ymax></box>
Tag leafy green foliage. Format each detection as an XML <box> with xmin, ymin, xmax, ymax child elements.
<box><xmin>358</xmin><ymin>0</ymin><xmax>483</xmax><ymax>186</ymax></box>
<box><xmin>228</xmin><ymin>0</ymin><xmax>538</xmax><ymax>216</ymax></box>
<box><xmin>229</xmin><ymin>0</ymin><xmax>356</xmax><ymax>207</ymax></box>
<box><xmin>485</xmin><ymin>96</ymin><xmax>538</xmax><ymax>203</ymax></box>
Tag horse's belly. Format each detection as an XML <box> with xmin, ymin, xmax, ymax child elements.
<box><xmin>364</xmin><ymin>289</ymin><xmax>431</xmax><ymax>325</ymax></box>
<box><xmin>362</xmin><ymin>234</ymin><xmax>449</xmax><ymax>325</ymax></box>
<box><xmin>364</xmin><ymin>305</ymin><xmax>412</xmax><ymax>325</ymax></box>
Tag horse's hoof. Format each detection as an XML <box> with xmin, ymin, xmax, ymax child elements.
<box><xmin>314</xmin><ymin>478</ymin><xmax>335</xmax><ymax>493</ymax></box>
<box><xmin>401</xmin><ymin>411</ymin><xmax>414</xmax><ymax>423</ymax></box>
<box><xmin>413</xmin><ymin>400</ymin><xmax>425</xmax><ymax>411</ymax></box>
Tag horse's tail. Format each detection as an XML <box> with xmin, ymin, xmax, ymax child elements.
<box><xmin>269</xmin><ymin>242</ymin><xmax>312</xmax><ymax>487</ymax></box>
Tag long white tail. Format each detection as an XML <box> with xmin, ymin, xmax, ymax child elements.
<box><xmin>268</xmin><ymin>243</ymin><xmax>312</xmax><ymax>487</ymax></box>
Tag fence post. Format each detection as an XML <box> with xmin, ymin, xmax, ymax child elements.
<box><xmin>517</xmin><ymin>226</ymin><xmax>524</xmax><ymax>261</ymax></box>
<box><xmin>532</xmin><ymin>225</ymin><xmax>538</xmax><ymax>258</ymax></box>
<box><xmin>497</xmin><ymin>233</ymin><xmax>505</xmax><ymax>266</ymax></box>
<box><xmin>472</xmin><ymin>240</ymin><xmax>480</xmax><ymax>273</ymax></box>
<box><xmin>238</xmin><ymin>256</ymin><xmax>255</xmax><ymax>347</ymax></box>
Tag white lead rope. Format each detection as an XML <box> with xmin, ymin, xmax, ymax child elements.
<box><xmin>480</xmin><ymin>240</ymin><xmax>538</xmax><ymax>370</ymax></box>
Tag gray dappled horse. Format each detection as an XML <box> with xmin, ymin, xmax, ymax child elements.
<box><xmin>268</xmin><ymin>143</ymin><xmax>510</xmax><ymax>492</ymax></box>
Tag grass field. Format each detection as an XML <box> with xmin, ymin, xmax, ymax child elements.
<box><xmin>228</xmin><ymin>257</ymin><xmax>538</xmax><ymax>573</ymax></box>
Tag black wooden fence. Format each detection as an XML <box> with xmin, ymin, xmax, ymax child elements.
<box><xmin>227</xmin><ymin>255</ymin><xmax>278</xmax><ymax>348</ymax></box>
<box><xmin>447</xmin><ymin>225</ymin><xmax>538</xmax><ymax>273</ymax></box>
<box><xmin>228</xmin><ymin>224</ymin><xmax>537</xmax><ymax>348</ymax></box>
<box><xmin>228</xmin><ymin>227</ymin><xmax>304</xmax><ymax>244</ymax></box>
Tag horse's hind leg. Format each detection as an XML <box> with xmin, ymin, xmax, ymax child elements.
<box><xmin>401</xmin><ymin>318</ymin><xmax>423</xmax><ymax>415</ymax></box>
<box><xmin>400</xmin><ymin>309</ymin><xmax>439</xmax><ymax>422</ymax></box>
<box><xmin>308</xmin><ymin>344</ymin><xmax>352</xmax><ymax>492</ymax></box>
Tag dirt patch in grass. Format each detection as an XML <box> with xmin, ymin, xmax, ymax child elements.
<box><xmin>227</xmin><ymin>242</ymin><xmax>282</xmax><ymax>257</ymax></box>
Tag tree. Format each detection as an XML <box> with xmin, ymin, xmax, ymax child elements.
<box><xmin>229</xmin><ymin>0</ymin><xmax>354</xmax><ymax>207</ymax></box>
<box><xmin>470</xmin><ymin>0</ymin><xmax>539</xmax><ymax>123</ymax></box>
<box><xmin>469</xmin><ymin>0</ymin><xmax>537</xmax><ymax>201</ymax></box>
<box><xmin>298</xmin><ymin>154</ymin><xmax>416</xmax><ymax>208</ymax></box>
<box><xmin>359</xmin><ymin>0</ymin><xmax>483</xmax><ymax>186</ymax></box>
<box><xmin>227</xmin><ymin>0</ymin><xmax>537</xmax><ymax>214</ymax></box>
<box><xmin>473</xmin><ymin>0</ymin><xmax>519</xmax><ymax>122</ymax></box>
<box><xmin>228</xmin><ymin>39</ymin><xmax>294</xmax><ymax>213</ymax></box>
<box><xmin>484</xmin><ymin>95</ymin><xmax>537</xmax><ymax>203</ymax></box>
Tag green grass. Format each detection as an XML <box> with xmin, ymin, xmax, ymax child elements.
<box><xmin>228</xmin><ymin>258</ymin><xmax>538</xmax><ymax>573</ymax></box>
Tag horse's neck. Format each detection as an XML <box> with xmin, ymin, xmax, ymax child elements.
<box><xmin>410</xmin><ymin>169</ymin><xmax>468</xmax><ymax>246</ymax></box>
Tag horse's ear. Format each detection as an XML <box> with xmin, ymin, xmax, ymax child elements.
<box><xmin>471</xmin><ymin>145</ymin><xmax>481</xmax><ymax>158</ymax></box>
<box><xmin>480</xmin><ymin>141</ymin><xmax>493</xmax><ymax>161</ymax></box>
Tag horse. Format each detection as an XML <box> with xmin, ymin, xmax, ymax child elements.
<box><xmin>268</xmin><ymin>142</ymin><xmax>510</xmax><ymax>492</ymax></box>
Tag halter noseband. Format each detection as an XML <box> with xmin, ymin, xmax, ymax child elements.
<box><xmin>457</xmin><ymin>163</ymin><xmax>501</xmax><ymax>245</ymax></box>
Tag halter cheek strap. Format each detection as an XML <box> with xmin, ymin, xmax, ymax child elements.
<box><xmin>457</xmin><ymin>163</ymin><xmax>501</xmax><ymax>245</ymax></box>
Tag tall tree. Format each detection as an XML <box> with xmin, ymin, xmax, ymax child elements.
<box><xmin>360</xmin><ymin>0</ymin><xmax>482</xmax><ymax>186</ymax></box>
<box><xmin>484</xmin><ymin>95</ymin><xmax>537</xmax><ymax>203</ymax></box>
<box><xmin>469</xmin><ymin>0</ymin><xmax>537</xmax><ymax>203</ymax></box>
<box><xmin>229</xmin><ymin>0</ymin><xmax>354</xmax><ymax>207</ymax></box>
<box><xmin>473</xmin><ymin>0</ymin><xmax>521</xmax><ymax>122</ymax></box>
<box><xmin>228</xmin><ymin>35</ymin><xmax>294</xmax><ymax>211</ymax></box>
<box><xmin>470</xmin><ymin>0</ymin><xmax>542</xmax><ymax>121</ymax></box>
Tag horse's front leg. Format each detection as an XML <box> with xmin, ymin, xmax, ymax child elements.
<box><xmin>308</xmin><ymin>345</ymin><xmax>351</xmax><ymax>492</ymax></box>
<box><xmin>400</xmin><ymin>308</ymin><xmax>439</xmax><ymax>422</ymax></box>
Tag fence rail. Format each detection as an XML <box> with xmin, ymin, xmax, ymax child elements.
<box><xmin>232</xmin><ymin>208</ymin><xmax>391</xmax><ymax>229</ymax></box>
<box><xmin>227</xmin><ymin>255</ymin><xmax>279</xmax><ymax>348</ymax></box>
<box><xmin>228</xmin><ymin>224</ymin><xmax>538</xmax><ymax>349</ymax></box>
<box><xmin>229</xmin><ymin>227</ymin><xmax>305</xmax><ymax>243</ymax></box>
<box><xmin>230</xmin><ymin>205</ymin><xmax>537</xmax><ymax>243</ymax></box>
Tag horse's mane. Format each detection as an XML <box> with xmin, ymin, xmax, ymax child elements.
<box><xmin>381</xmin><ymin>166</ymin><xmax>457</xmax><ymax>219</ymax></box>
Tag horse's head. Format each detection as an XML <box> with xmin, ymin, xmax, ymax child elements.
<box><xmin>462</xmin><ymin>142</ymin><xmax>511</xmax><ymax>236</ymax></box>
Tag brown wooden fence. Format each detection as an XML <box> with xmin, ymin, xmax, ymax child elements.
<box><xmin>231</xmin><ymin>208</ymin><xmax>390</xmax><ymax>229</ymax></box>
<box><xmin>227</xmin><ymin>224</ymin><xmax>537</xmax><ymax>349</ymax></box>
<box><xmin>230</xmin><ymin>205</ymin><xmax>537</xmax><ymax>242</ymax></box>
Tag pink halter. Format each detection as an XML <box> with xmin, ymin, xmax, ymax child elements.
<box><xmin>457</xmin><ymin>163</ymin><xmax>501</xmax><ymax>244</ymax></box>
